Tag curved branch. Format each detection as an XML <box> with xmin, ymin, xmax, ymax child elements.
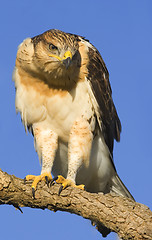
<box><xmin>0</xmin><ymin>168</ymin><xmax>151</xmax><ymax>239</ymax></box>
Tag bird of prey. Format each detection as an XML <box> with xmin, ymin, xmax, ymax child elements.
<box><xmin>13</xmin><ymin>29</ymin><xmax>134</xmax><ymax>201</ymax></box>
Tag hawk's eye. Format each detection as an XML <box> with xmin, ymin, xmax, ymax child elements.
<box><xmin>49</xmin><ymin>43</ymin><xmax>58</xmax><ymax>51</ymax></box>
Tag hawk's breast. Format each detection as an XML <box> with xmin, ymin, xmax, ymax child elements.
<box><xmin>14</xmin><ymin>67</ymin><xmax>95</xmax><ymax>142</ymax></box>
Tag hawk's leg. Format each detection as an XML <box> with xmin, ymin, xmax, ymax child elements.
<box><xmin>55</xmin><ymin>118</ymin><xmax>93</xmax><ymax>194</ymax></box>
<box><xmin>25</xmin><ymin>125</ymin><xmax>58</xmax><ymax>198</ymax></box>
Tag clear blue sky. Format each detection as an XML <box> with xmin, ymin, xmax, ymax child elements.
<box><xmin>0</xmin><ymin>1</ymin><xmax>152</xmax><ymax>239</ymax></box>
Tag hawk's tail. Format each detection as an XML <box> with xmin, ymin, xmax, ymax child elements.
<box><xmin>111</xmin><ymin>174</ymin><xmax>135</xmax><ymax>201</ymax></box>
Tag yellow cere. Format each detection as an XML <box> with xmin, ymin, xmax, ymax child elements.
<box><xmin>63</xmin><ymin>51</ymin><xmax>72</xmax><ymax>60</ymax></box>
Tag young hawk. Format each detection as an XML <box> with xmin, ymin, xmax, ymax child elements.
<box><xmin>13</xmin><ymin>29</ymin><xmax>134</xmax><ymax>200</ymax></box>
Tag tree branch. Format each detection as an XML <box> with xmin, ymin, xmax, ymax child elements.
<box><xmin>0</xmin><ymin>168</ymin><xmax>151</xmax><ymax>239</ymax></box>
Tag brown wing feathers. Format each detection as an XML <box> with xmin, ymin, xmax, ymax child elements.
<box><xmin>87</xmin><ymin>46</ymin><xmax>121</xmax><ymax>155</ymax></box>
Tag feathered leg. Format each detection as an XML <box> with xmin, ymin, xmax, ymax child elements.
<box><xmin>54</xmin><ymin>118</ymin><xmax>93</xmax><ymax>194</ymax></box>
<box><xmin>25</xmin><ymin>124</ymin><xmax>58</xmax><ymax>198</ymax></box>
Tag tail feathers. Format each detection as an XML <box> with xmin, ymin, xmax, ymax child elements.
<box><xmin>111</xmin><ymin>174</ymin><xmax>135</xmax><ymax>201</ymax></box>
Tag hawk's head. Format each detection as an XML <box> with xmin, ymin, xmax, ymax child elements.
<box><xmin>16</xmin><ymin>29</ymin><xmax>81</xmax><ymax>88</ymax></box>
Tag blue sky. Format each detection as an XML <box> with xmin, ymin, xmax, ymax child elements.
<box><xmin>0</xmin><ymin>1</ymin><xmax>152</xmax><ymax>239</ymax></box>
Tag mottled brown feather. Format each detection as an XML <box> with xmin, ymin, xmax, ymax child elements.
<box><xmin>86</xmin><ymin>45</ymin><xmax>121</xmax><ymax>155</ymax></box>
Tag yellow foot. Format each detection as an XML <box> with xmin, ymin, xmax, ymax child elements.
<box><xmin>52</xmin><ymin>175</ymin><xmax>85</xmax><ymax>195</ymax></box>
<box><xmin>24</xmin><ymin>172</ymin><xmax>52</xmax><ymax>198</ymax></box>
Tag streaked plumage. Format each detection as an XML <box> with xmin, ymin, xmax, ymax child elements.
<box><xmin>13</xmin><ymin>29</ymin><xmax>134</xmax><ymax>201</ymax></box>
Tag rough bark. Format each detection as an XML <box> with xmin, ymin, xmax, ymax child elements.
<box><xmin>0</xmin><ymin>168</ymin><xmax>151</xmax><ymax>239</ymax></box>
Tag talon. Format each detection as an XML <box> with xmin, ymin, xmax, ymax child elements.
<box><xmin>58</xmin><ymin>185</ymin><xmax>63</xmax><ymax>195</ymax></box>
<box><xmin>50</xmin><ymin>180</ymin><xmax>55</xmax><ymax>186</ymax></box>
<box><xmin>45</xmin><ymin>176</ymin><xmax>49</xmax><ymax>187</ymax></box>
<box><xmin>50</xmin><ymin>176</ymin><xmax>58</xmax><ymax>186</ymax></box>
<box><xmin>24</xmin><ymin>172</ymin><xmax>52</xmax><ymax>198</ymax></box>
<box><xmin>24</xmin><ymin>177</ymin><xmax>26</xmax><ymax>183</ymax></box>
<box><xmin>55</xmin><ymin>175</ymin><xmax>85</xmax><ymax>192</ymax></box>
<box><xmin>32</xmin><ymin>187</ymin><xmax>35</xmax><ymax>199</ymax></box>
<box><xmin>53</xmin><ymin>176</ymin><xmax>59</xmax><ymax>181</ymax></box>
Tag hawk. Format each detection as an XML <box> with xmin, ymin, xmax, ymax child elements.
<box><xmin>13</xmin><ymin>29</ymin><xmax>134</xmax><ymax>201</ymax></box>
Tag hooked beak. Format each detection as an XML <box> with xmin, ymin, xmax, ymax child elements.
<box><xmin>62</xmin><ymin>51</ymin><xmax>72</xmax><ymax>69</ymax></box>
<box><xmin>62</xmin><ymin>57</ymin><xmax>72</xmax><ymax>69</ymax></box>
<box><xmin>49</xmin><ymin>50</ymin><xmax>72</xmax><ymax>69</ymax></box>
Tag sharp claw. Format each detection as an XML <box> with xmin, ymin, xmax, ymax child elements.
<box><xmin>58</xmin><ymin>185</ymin><xmax>63</xmax><ymax>195</ymax></box>
<box><xmin>24</xmin><ymin>177</ymin><xmax>26</xmax><ymax>184</ymax></box>
<box><xmin>15</xmin><ymin>205</ymin><xmax>23</xmax><ymax>214</ymax></box>
<box><xmin>50</xmin><ymin>176</ymin><xmax>58</xmax><ymax>186</ymax></box>
<box><xmin>50</xmin><ymin>180</ymin><xmax>54</xmax><ymax>186</ymax></box>
<box><xmin>32</xmin><ymin>187</ymin><xmax>35</xmax><ymax>199</ymax></box>
<box><xmin>45</xmin><ymin>176</ymin><xmax>49</xmax><ymax>187</ymax></box>
<box><xmin>53</xmin><ymin>176</ymin><xmax>59</xmax><ymax>181</ymax></box>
